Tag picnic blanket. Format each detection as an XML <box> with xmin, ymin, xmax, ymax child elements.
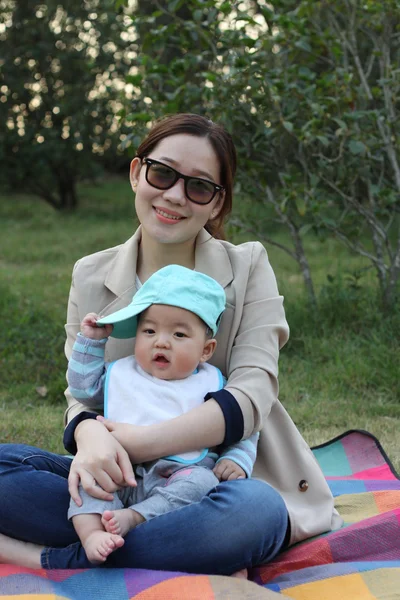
<box><xmin>253</xmin><ymin>429</ymin><xmax>400</xmax><ymax>599</ymax></box>
<box><xmin>0</xmin><ymin>429</ymin><xmax>399</xmax><ymax>599</ymax></box>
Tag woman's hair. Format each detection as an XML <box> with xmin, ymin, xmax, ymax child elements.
<box><xmin>135</xmin><ymin>113</ymin><xmax>237</xmax><ymax>239</ymax></box>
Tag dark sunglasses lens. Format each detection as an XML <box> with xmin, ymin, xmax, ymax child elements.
<box><xmin>148</xmin><ymin>163</ymin><xmax>176</xmax><ymax>189</ymax></box>
<box><xmin>187</xmin><ymin>178</ymin><xmax>215</xmax><ymax>204</ymax></box>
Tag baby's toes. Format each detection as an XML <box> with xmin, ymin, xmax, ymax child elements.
<box><xmin>111</xmin><ymin>519</ymin><xmax>122</xmax><ymax>535</ymax></box>
<box><xmin>94</xmin><ymin>547</ymin><xmax>108</xmax><ymax>562</ymax></box>
<box><xmin>100</xmin><ymin>541</ymin><xmax>113</xmax><ymax>557</ymax></box>
<box><xmin>111</xmin><ymin>534</ymin><xmax>125</xmax><ymax>549</ymax></box>
<box><xmin>104</xmin><ymin>518</ymin><xmax>119</xmax><ymax>535</ymax></box>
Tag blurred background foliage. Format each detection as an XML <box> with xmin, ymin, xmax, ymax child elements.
<box><xmin>1</xmin><ymin>0</ymin><xmax>399</xmax><ymax>309</ymax></box>
<box><xmin>0</xmin><ymin>0</ymin><xmax>399</xmax><ymax>459</ymax></box>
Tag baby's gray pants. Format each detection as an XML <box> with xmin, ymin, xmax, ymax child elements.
<box><xmin>68</xmin><ymin>457</ymin><xmax>218</xmax><ymax>522</ymax></box>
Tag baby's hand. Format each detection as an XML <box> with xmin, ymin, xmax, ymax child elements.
<box><xmin>81</xmin><ymin>312</ymin><xmax>113</xmax><ymax>340</ymax></box>
<box><xmin>213</xmin><ymin>459</ymin><xmax>246</xmax><ymax>481</ymax></box>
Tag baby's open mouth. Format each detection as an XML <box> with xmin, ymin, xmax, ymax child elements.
<box><xmin>154</xmin><ymin>354</ymin><xmax>169</xmax><ymax>363</ymax></box>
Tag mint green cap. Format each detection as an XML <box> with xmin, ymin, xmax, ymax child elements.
<box><xmin>97</xmin><ymin>265</ymin><xmax>226</xmax><ymax>339</ymax></box>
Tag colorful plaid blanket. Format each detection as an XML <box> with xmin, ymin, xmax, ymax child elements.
<box><xmin>253</xmin><ymin>429</ymin><xmax>400</xmax><ymax>599</ymax></box>
<box><xmin>0</xmin><ymin>430</ymin><xmax>399</xmax><ymax>599</ymax></box>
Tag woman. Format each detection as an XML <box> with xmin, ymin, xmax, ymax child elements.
<box><xmin>0</xmin><ymin>114</ymin><xmax>342</xmax><ymax>573</ymax></box>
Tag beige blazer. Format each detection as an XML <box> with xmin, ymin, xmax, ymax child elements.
<box><xmin>64</xmin><ymin>227</ymin><xmax>342</xmax><ymax>545</ymax></box>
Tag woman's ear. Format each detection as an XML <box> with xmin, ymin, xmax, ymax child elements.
<box><xmin>210</xmin><ymin>191</ymin><xmax>225</xmax><ymax>219</ymax></box>
<box><xmin>130</xmin><ymin>157</ymin><xmax>141</xmax><ymax>191</ymax></box>
<box><xmin>199</xmin><ymin>338</ymin><xmax>217</xmax><ymax>363</ymax></box>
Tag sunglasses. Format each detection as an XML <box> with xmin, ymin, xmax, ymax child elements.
<box><xmin>142</xmin><ymin>158</ymin><xmax>224</xmax><ymax>205</ymax></box>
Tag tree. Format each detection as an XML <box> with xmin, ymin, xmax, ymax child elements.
<box><xmin>0</xmin><ymin>0</ymin><xmax>133</xmax><ymax>209</ymax></box>
<box><xmin>122</xmin><ymin>0</ymin><xmax>400</xmax><ymax>309</ymax></box>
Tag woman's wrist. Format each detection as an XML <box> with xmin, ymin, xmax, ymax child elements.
<box><xmin>63</xmin><ymin>411</ymin><xmax>98</xmax><ymax>454</ymax></box>
<box><xmin>75</xmin><ymin>417</ymin><xmax>104</xmax><ymax>443</ymax></box>
<box><xmin>205</xmin><ymin>389</ymin><xmax>244</xmax><ymax>447</ymax></box>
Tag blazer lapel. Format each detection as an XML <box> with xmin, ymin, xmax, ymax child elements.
<box><xmin>100</xmin><ymin>226</ymin><xmax>233</xmax><ymax>318</ymax></box>
<box><xmin>100</xmin><ymin>227</ymin><xmax>142</xmax><ymax>316</ymax></box>
<box><xmin>195</xmin><ymin>229</ymin><xmax>234</xmax><ymax>289</ymax></box>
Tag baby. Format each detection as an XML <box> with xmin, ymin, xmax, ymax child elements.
<box><xmin>67</xmin><ymin>265</ymin><xmax>259</xmax><ymax>563</ymax></box>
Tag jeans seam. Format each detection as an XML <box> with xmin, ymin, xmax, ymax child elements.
<box><xmin>21</xmin><ymin>454</ymin><xmax>71</xmax><ymax>474</ymax></box>
<box><xmin>41</xmin><ymin>547</ymin><xmax>50</xmax><ymax>569</ymax></box>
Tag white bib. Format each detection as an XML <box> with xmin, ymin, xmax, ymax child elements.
<box><xmin>104</xmin><ymin>356</ymin><xmax>223</xmax><ymax>463</ymax></box>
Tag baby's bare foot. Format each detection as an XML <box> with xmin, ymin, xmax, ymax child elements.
<box><xmin>83</xmin><ymin>530</ymin><xmax>124</xmax><ymax>564</ymax></box>
<box><xmin>102</xmin><ymin>508</ymin><xmax>144</xmax><ymax>537</ymax></box>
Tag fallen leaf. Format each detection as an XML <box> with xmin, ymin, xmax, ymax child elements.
<box><xmin>36</xmin><ymin>386</ymin><xmax>48</xmax><ymax>397</ymax></box>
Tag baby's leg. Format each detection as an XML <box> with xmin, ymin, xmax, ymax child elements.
<box><xmin>102</xmin><ymin>509</ymin><xmax>145</xmax><ymax>537</ymax></box>
<box><xmin>68</xmin><ymin>484</ymin><xmax>126</xmax><ymax>564</ymax></box>
<box><xmin>72</xmin><ymin>514</ymin><xmax>124</xmax><ymax>564</ymax></box>
<box><xmin>131</xmin><ymin>465</ymin><xmax>219</xmax><ymax>522</ymax></box>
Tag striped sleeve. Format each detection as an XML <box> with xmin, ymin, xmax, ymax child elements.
<box><xmin>216</xmin><ymin>432</ymin><xmax>259</xmax><ymax>478</ymax></box>
<box><xmin>67</xmin><ymin>333</ymin><xmax>107</xmax><ymax>409</ymax></box>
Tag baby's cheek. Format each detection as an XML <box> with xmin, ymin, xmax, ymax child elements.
<box><xmin>134</xmin><ymin>343</ymin><xmax>151</xmax><ymax>372</ymax></box>
<box><xmin>174</xmin><ymin>348</ymin><xmax>199</xmax><ymax>376</ymax></box>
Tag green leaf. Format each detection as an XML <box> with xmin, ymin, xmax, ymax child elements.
<box><xmin>220</xmin><ymin>1</ymin><xmax>231</xmax><ymax>15</ymax></box>
<box><xmin>310</xmin><ymin>174</ymin><xmax>320</xmax><ymax>187</ymax></box>
<box><xmin>283</xmin><ymin>121</ymin><xmax>294</xmax><ymax>133</ymax></box>
<box><xmin>126</xmin><ymin>112</ymin><xmax>151</xmax><ymax>123</ymax></box>
<box><xmin>168</xmin><ymin>0</ymin><xmax>183</xmax><ymax>12</ymax></box>
<box><xmin>125</xmin><ymin>74</ymin><xmax>143</xmax><ymax>86</ymax></box>
<box><xmin>295</xmin><ymin>197</ymin><xmax>307</xmax><ymax>216</ymax></box>
<box><xmin>299</xmin><ymin>223</ymin><xmax>314</xmax><ymax>235</ymax></box>
<box><xmin>349</xmin><ymin>140</ymin><xmax>368</xmax><ymax>155</ymax></box>
<box><xmin>333</xmin><ymin>117</ymin><xmax>347</xmax><ymax>130</ymax></box>
<box><xmin>317</xmin><ymin>135</ymin><xmax>329</xmax><ymax>147</ymax></box>
<box><xmin>295</xmin><ymin>39</ymin><xmax>312</xmax><ymax>52</ymax></box>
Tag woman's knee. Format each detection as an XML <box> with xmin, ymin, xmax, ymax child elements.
<box><xmin>0</xmin><ymin>443</ymin><xmax>71</xmax><ymax>477</ymax></box>
<box><xmin>210</xmin><ymin>479</ymin><xmax>288</xmax><ymax>540</ymax></box>
<box><xmin>0</xmin><ymin>443</ymin><xmax>30</xmax><ymax>467</ymax></box>
<box><xmin>243</xmin><ymin>479</ymin><xmax>287</xmax><ymax>516</ymax></box>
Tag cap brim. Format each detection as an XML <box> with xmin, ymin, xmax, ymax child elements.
<box><xmin>96</xmin><ymin>301</ymin><xmax>150</xmax><ymax>339</ymax></box>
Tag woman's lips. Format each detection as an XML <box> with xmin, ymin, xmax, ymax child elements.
<box><xmin>154</xmin><ymin>207</ymin><xmax>185</xmax><ymax>223</ymax></box>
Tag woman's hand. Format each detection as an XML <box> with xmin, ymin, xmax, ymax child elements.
<box><xmin>96</xmin><ymin>416</ymin><xmax>140</xmax><ymax>452</ymax></box>
<box><xmin>69</xmin><ymin>419</ymin><xmax>136</xmax><ymax>506</ymax></box>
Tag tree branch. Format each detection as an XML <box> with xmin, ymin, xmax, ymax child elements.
<box><xmin>264</xmin><ymin>184</ymin><xmax>317</xmax><ymax>306</ymax></box>
<box><xmin>229</xmin><ymin>217</ymin><xmax>297</xmax><ymax>260</ymax></box>
<box><xmin>321</xmin><ymin>177</ymin><xmax>388</xmax><ymax>241</ymax></box>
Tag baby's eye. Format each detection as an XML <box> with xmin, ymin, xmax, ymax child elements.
<box><xmin>143</xmin><ymin>328</ymin><xmax>155</xmax><ymax>334</ymax></box>
<box><xmin>174</xmin><ymin>332</ymin><xmax>186</xmax><ymax>338</ymax></box>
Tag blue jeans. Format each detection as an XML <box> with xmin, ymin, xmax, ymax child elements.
<box><xmin>0</xmin><ymin>444</ymin><xmax>289</xmax><ymax>574</ymax></box>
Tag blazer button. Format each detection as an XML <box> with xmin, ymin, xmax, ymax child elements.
<box><xmin>299</xmin><ymin>479</ymin><xmax>309</xmax><ymax>492</ymax></box>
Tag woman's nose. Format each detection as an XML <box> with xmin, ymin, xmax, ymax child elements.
<box><xmin>162</xmin><ymin>179</ymin><xmax>187</xmax><ymax>205</ymax></box>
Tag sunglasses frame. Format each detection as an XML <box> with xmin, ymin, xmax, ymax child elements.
<box><xmin>142</xmin><ymin>157</ymin><xmax>224</xmax><ymax>205</ymax></box>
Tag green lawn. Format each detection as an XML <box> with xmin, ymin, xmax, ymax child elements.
<box><xmin>1</xmin><ymin>178</ymin><xmax>399</xmax><ymax>471</ymax></box>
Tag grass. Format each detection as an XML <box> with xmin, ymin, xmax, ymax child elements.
<box><xmin>1</xmin><ymin>177</ymin><xmax>399</xmax><ymax>471</ymax></box>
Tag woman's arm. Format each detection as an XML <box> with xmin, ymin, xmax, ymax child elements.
<box><xmin>224</xmin><ymin>242</ymin><xmax>289</xmax><ymax>438</ymax></box>
<box><xmin>98</xmin><ymin>397</ymin><xmax>227</xmax><ymax>463</ymax></box>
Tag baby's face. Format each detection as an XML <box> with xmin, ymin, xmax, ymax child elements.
<box><xmin>134</xmin><ymin>304</ymin><xmax>210</xmax><ymax>380</ymax></box>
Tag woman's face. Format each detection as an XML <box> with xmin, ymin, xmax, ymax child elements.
<box><xmin>130</xmin><ymin>133</ymin><xmax>223</xmax><ymax>245</ymax></box>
